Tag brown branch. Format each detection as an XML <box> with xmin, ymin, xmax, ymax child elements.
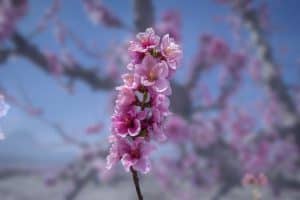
<box><xmin>0</xmin><ymin>49</ymin><xmax>14</xmax><ymax>64</ymax></box>
<box><xmin>130</xmin><ymin>167</ymin><xmax>144</xmax><ymax>200</ymax></box>
<box><xmin>65</xmin><ymin>169</ymin><xmax>96</xmax><ymax>200</ymax></box>
<box><xmin>9</xmin><ymin>32</ymin><xmax>115</xmax><ymax>90</ymax></box>
<box><xmin>0</xmin><ymin>168</ymin><xmax>33</xmax><ymax>180</ymax></box>
<box><xmin>234</xmin><ymin>5</ymin><xmax>300</xmax><ymax>147</ymax></box>
<box><xmin>185</xmin><ymin>63</ymin><xmax>204</xmax><ymax>91</ymax></box>
<box><xmin>133</xmin><ymin>0</ymin><xmax>154</xmax><ymax>32</ymax></box>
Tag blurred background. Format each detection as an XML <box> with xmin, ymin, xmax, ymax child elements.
<box><xmin>0</xmin><ymin>0</ymin><xmax>300</xmax><ymax>199</ymax></box>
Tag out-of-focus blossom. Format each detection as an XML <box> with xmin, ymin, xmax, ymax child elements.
<box><xmin>191</xmin><ymin>115</ymin><xmax>219</xmax><ymax>149</ymax></box>
<box><xmin>26</xmin><ymin>106</ymin><xmax>43</xmax><ymax>117</ymax></box>
<box><xmin>194</xmin><ymin>34</ymin><xmax>230</xmax><ymax>66</ymax></box>
<box><xmin>0</xmin><ymin>95</ymin><xmax>10</xmax><ymax>140</ymax></box>
<box><xmin>107</xmin><ymin>28</ymin><xmax>182</xmax><ymax>173</ymax></box>
<box><xmin>240</xmin><ymin>138</ymin><xmax>298</xmax><ymax>174</ymax></box>
<box><xmin>164</xmin><ymin>115</ymin><xmax>188</xmax><ymax>143</ymax></box>
<box><xmin>0</xmin><ymin>0</ymin><xmax>27</xmax><ymax>43</ymax></box>
<box><xmin>206</xmin><ymin>38</ymin><xmax>230</xmax><ymax>63</ymax></box>
<box><xmin>34</xmin><ymin>0</ymin><xmax>60</xmax><ymax>34</ymax></box>
<box><xmin>258</xmin><ymin>3</ymin><xmax>270</xmax><ymax>31</ymax></box>
<box><xmin>161</xmin><ymin>34</ymin><xmax>182</xmax><ymax>71</ymax></box>
<box><xmin>249</xmin><ymin>59</ymin><xmax>262</xmax><ymax>81</ymax></box>
<box><xmin>54</xmin><ymin>20</ymin><xmax>67</xmax><ymax>45</ymax></box>
<box><xmin>92</xmin><ymin>159</ymin><xmax>116</xmax><ymax>182</ymax></box>
<box><xmin>44</xmin><ymin>174</ymin><xmax>58</xmax><ymax>187</ymax></box>
<box><xmin>242</xmin><ymin>173</ymin><xmax>268</xmax><ymax>187</ymax></box>
<box><xmin>44</xmin><ymin>52</ymin><xmax>64</xmax><ymax>76</ymax></box>
<box><xmin>156</xmin><ymin>10</ymin><xmax>181</xmax><ymax>41</ymax></box>
<box><xmin>82</xmin><ymin>0</ymin><xmax>123</xmax><ymax>28</ymax></box>
<box><xmin>85</xmin><ymin>122</ymin><xmax>102</xmax><ymax>134</ymax></box>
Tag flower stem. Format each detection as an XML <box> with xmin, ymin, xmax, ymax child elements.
<box><xmin>130</xmin><ymin>167</ymin><xmax>144</xmax><ymax>200</ymax></box>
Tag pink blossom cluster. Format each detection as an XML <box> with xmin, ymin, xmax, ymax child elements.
<box><xmin>0</xmin><ymin>0</ymin><xmax>27</xmax><ymax>43</ymax></box>
<box><xmin>107</xmin><ymin>28</ymin><xmax>182</xmax><ymax>173</ymax></box>
<box><xmin>0</xmin><ymin>94</ymin><xmax>10</xmax><ymax>140</ymax></box>
<box><xmin>82</xmin><ymin>0</ymin><xmax>122</xmax><ymax>28</ymax></box>
<box><xmin>164</xmin><ymin>115</ymin><xmax>188</xmax><ymax>144</ymax></box>
<box><xmin>242</xmin><ymin>173</ymin><xmax>268</xmax><ymax>187</ymax></box>
<box><xmin>156</xmin><ymin>10</ymin><xmax>181</xmax><ymax>42</ymax></box>
<box><xmin>195</xmin><ymin>34</ymin><xmax>230</xmax><ymax>66</ymax></box>
<box><xmin>154</xmin><ymin>154</ymin><xmax>220</xmax><ymax>198</ymax></box>
<box><xmin>240</xmin><ymin>138</ymin><xmax>299</xmax><ymax>174</ymax></box>
<box><xmin>190</xmin><ymin>115</ymin><xmax>219</xmax><ymax>149</ymax></box>
<box><xmin>216</xmin><ymin>0</ymin><xmax>271</xmax><ymax>31</ymax></box>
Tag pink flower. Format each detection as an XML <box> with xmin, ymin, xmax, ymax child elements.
<box><xmin>107</xmin><ymin>135</ymin><xmax>127</xmax><ymax>169</ymax></box>
<box><xmin>149</xmin><ymin>122</ymin><xmax>167</xmax><ymax>142</ymax></box>
<box><xmin>129</xmin><ymin>28</ymin><xmax>159</xmax><ymax>53</ymax></box>
<box><xmin>136</xmin><ymin>55</ymin><xmax>170</xmax><ymax>93</ymax></box>
<box><xmin>112</xmin><ymin>110</ymin><xmax>144</xmax><ymax>137</ymax></box>
<box><xmin>121</xmin><ymin>138</ymin><xmax>155</xmax><ymax>173</ymax></box>
<box><xmin>107</xmin><ymin>135</ymin><xmax>154</xmax><ymax>174</ymax></box>
<box><xmin>82</xmin><ymin>0</ymin><xmax>122</xmax><ymax>28</ymax></box>
<box><xmin>161</xmin><ymin>34</ymin><xmax>182</xmax><ymax>70</ymax></box>
<box><xmin>152</xmin><ymin>94</ymin><xmax>170</xmax><ymax>116</ymax></box>
<box><xmin>115</xmin><ymin>86</ymin><xmax>136</xmax><ymax>111</ymax></box>
<box><xmin>128</xmin><ymin>28</ymin><xmax>160</xmax><ymax>65</ymax></box>
<box><xmin>121</xmin><ymin>73</ymin><xmax>140</xmax><ymax>89</ymax></box>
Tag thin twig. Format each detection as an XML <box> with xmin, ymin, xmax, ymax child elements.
<box><xmin>130</xmin><ymin>167</ymin><xmax>144</xmax><ymax>200</ymax></box>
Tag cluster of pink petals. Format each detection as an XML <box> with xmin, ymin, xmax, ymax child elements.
<box><xmin>164</xmin><ymin>115</ymin><xmax>188</xmax><ymax>143</ymax></box>
<box><xmin>240</xmin><ymin>138</ymin><xmax>299</xmax><ymax>174</ymax></box>
<box><xmin>82</xmin><ymin>0</ymin><xmax>122</xmax><ymax>28</ymax></box>
<box><xmin>107</xmin><ymin>28</ymin><xmax>182</xmax><ymax>173</ymax></box>
<box><xmin>0</xmin><ymin>95</ymin><xmax>10</xmax><ymax>140</ymax></box>
<box><xmin>0</xmin><ymin>0</ymin><xmax>27</xmax><ymax>43</ymax></box>
<box><xmin>242</xmin><ymin>173</ymin><xmax>268</xmax><ymax>187</ymax></box>
<box><xmin>195</xmin><ymin>34</ymin><xmax>236</xmax><ymax>68</ymax></box>
<box><xmin>156</xmin><ymin>10</ymin><xmax>181</xmax><ymax>42</ymax></box>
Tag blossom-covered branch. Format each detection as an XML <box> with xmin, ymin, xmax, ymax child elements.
<box><xmin>221</xmin><ymin>0</ymin><xmax>300</xmax><ymax>148</ymax></box>
<box><xmin>107</xmin><ymin>28</ymin><xmax>182</xmax><ymax>199</ymax></box>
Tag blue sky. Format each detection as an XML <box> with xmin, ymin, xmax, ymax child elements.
<box><xmin>0</xmin><ymin>0</ymin><xmax>299</xmax><ymax>166</ymax></box>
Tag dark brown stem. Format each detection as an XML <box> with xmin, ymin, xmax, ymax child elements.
<box><xmin>130</xmin><ymin>167</ymin><xmax>144</xmax><ymax>200</ymax></box>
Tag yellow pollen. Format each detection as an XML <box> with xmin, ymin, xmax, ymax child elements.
<box><xmin>149</xmin><ymin>70</ymin><xmax>157</xmax><ymax>81</ymax></box>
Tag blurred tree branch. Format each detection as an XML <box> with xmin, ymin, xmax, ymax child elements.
<box><xmin>2</xmin><ymin>32</ymin><xmax>116</xmax><ymax>90</ymax></box>
<box><xmin>234</xmin><ymin>4</ymin><xmax>300</xmax><ymax>148</ymax></box>
<box><xmin>65</xmin><ymin>169</ymin><xmax>96</xmax><ymax>200</ymax></box>
<box><xmin>133</xmin><ymin>0</ymin><xmax>154</xmax><ymax>32</ymax></box>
